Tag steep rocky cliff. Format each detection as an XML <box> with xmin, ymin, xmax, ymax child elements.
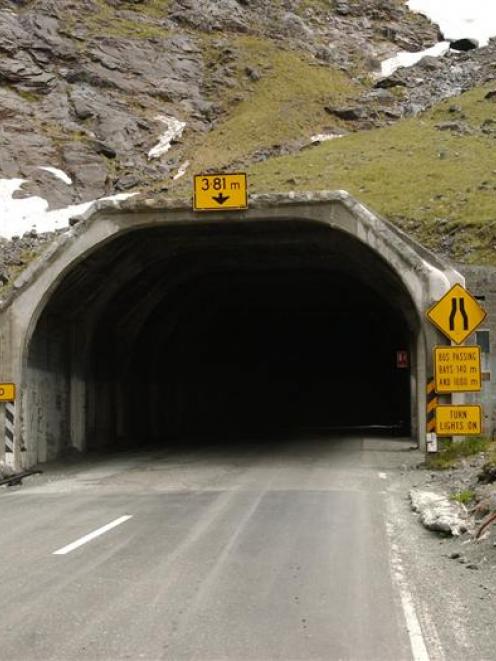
<box><xmin>1</xmin><ymin>0</ymin><xmax>496</xmax><ymax>275</ymax></box>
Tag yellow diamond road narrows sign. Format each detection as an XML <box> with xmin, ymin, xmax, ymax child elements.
<box><xmin>427</xmin><ymin>283</ymin><xmax>486</xmax><ymax>345</ymax></box>
<box><xmin>194</xmin><ymin>173</ymin><xmax>248</xmax><ymax>211</ymax></box>
<box><xmin>434</xmin><ymin>346</ymin><xmax>481</xmax><ymax>393</ymax></box>
<box><xmin>436</xmin><ymin>405</ymin><xmax>482</xmax><ymax>437</ymax></box>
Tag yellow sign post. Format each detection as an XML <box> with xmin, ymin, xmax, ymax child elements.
<box><xmin>434</xmin><ymin>346</ymin><xmax>481</xmax><ymax>393</ymax></box>
<box><xmin>426</xmin><ymin>283</ymin><xmax>486</xmax><ymax>345</ymax></box>
<box><xmin>436</xmin><ymin>405</ymin><xmax>482</xmax><ymax>437</ymax></box>
<box><xmin>193</xmin><ymin>173</ymin><xmax>248</xmax><ymax>211</ymax></box>
<box><xmin>0</xmin><ymin>383</ymin><xmax>16</xmax><ymax>402</ymax></box>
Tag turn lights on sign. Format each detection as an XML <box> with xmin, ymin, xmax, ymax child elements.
<box><xmin>436</xmin><ymin>405</ymin><xmax>483</xmax><ymax>437</ymax></box>
<box><xmin>193</xmin><ymin>173</ymin><xmax>248</xmax><ymax>211</ymax></box>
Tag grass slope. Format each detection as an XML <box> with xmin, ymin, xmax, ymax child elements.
<box><xmin>190</xmin><ymin>36</ymin><xmax>361</xmax><ymax>171</ymax></box>
<box><xmin>176</xmin><ymin>82</ymin><xmax>496</xmax><ymax>265</ymax></box>
<box><xmin>251</xmin><ymin>84</ymin><xmax>496</xmax><ymax>264</ymax></box>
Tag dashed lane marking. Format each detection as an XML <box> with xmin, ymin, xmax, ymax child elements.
<box><xmin>379</xmin><ymin>472</ymin><xmax>388</xmax><ymax>480</ymax></box>
<box><xmin>52</xmin><ymin>515</ymin><xmax>133</xmax><ymax>556</ymax></box>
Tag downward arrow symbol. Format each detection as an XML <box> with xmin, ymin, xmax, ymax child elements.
<box><xmin>213</xmin><ymin>193</ymin><xmax>230</xmax><ymax>205</ymax></box>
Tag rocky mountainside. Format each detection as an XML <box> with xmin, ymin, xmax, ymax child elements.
<box><xmin>1</xmin><ymin>0</ymin><xmax>496</xmax><ymax>278</ymax></box>
<box><xmin>0</xmin><ymin>0</ymin><xmax>439</xmax><ymax>203</ymax></box>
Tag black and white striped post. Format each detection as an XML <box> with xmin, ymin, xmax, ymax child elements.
<box><xmin>1</xmin><ymin>384</ymin><xmax>16</xmax><ymax>468</ymax></box>
<box><xmin>426</xmin><ymin>378</ymin><xmax>438</xmax><ymax>453</ymax></box>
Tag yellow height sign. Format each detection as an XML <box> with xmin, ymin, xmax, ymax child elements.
<box><xmin>427</xmin><ymin>283</ymin><xmax>486</xmax><ymax>345</ymax></box>
<box><xmin>436</xmin><ymin>405</ymin><xmax>482</xmax><ymax>437</ymax></box>
<box><xmin>193</xmin><ymin>173</ymin><xmax>247</xmax><ymax>211</ymax></box>
<box><xmin>434</xmin><ymin>346</ymin><xmax>481</xmax><ymax>393</ymax></box>
<box><xmin>0</xmin><ymin>383</ymin><xmax>16</xmax><ymax>402</ymax></box>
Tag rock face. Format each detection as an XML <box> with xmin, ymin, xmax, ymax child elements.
<box><xmin>0</xmin><ymin>0</ymin><xmax>494</xmax><ymax>213</ymax></box>
<box><xmin>450</xmin><ymin>38</ymin><xmax>479</xmax><ymax>52</ymax></box>
<box><xmin>0</xmin><ymin>0</ymin><xmax>440</xmax><ymax>208</ymax></box>
<box><xmin>375</xmin><ymin>41</ymin><xmax>496</xmax><ymax>118</ymax></box>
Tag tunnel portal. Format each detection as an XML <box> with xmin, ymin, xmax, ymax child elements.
<box><xmin>0</xmin><ymin>192</ymin><xmax>462</xmax><ymax>468</ymax></box>
<box><xmin>26</xmin><ymin>220</ymin><xmax>414</xmax><ymax>460</ymax></box>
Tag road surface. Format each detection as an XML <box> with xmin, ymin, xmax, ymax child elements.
<box><xmin>0</xmin><ymin>436</ymin><xmax>454</xmax><ymax>660</ymax></box>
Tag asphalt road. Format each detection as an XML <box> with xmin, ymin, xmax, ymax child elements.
<box><xmin>0</xmin><ymin>436</ymin><xmax>432</xmax><ymax>660</ymax></box>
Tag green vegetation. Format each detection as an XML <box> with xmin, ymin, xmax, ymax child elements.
<box><xmin>100</xmin><ymin>19</ymin><xmax>171</xmax><ymax>40</ymax></box>
<box><xmin>15</xmin><ymin>88</ymin><xmax>41</xmax><ymax>103</ymax></box>
<box><xmin>38</xmin><ymin>121</ymin><xmax>89</xmax><ymax>147</ymax></box>
<box><xmin>67</xmin><ymin>0</ymin><xmax>172</xmax><ymax>39</ymax></box>
<box><xmin>249</xmin><ymin>84</ymin><xmax>496</xmax><ymax>263</ymax></box>
<box><xmin>173</xmin><ymin>82</ymin><xmax>496</xmax><ymax>265</ymax></box>
<box><xmin>426</xmin><ymin>436</ymin><xmax>490</xmax><ymax>470</ymax></box>
<box><xmin>190</xmin><ymin>36</ymin><xmax>362</xmax><ymax>171</ymax></box>
<box><xmin>0</xmin><ymin>248</ymin><xmax>48</xmax><ymax>298</ymax></box>
<box><xmin>20</xmin><ymin>0</ymin><xmax>496</xmax><ymax>266</ymax></box>
<box><xmin>123</xmin><ymin>0</ymin><xmax>172</xmax><ymax>19</ymax></box>
<box><xmin>450</xmin><ymin>489</ymin><xmax>476</xmax><ymax>505</ymax></box>
<box><xmin>296</xmin><ymin>0</ymin><xmax>336</xmax><ymax>11</ymax></box>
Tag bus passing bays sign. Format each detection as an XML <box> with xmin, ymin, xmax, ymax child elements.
<box><xmin>434</xmin><ymin>346</ymin><xmax>481</xmax><ymax>393</ymax></box>
<box><xmin>435</xmin><ymin>405</ymin><xmax>482</xmax><ymax>437</ymax></box>
<box><xmin>193</xmin><ymin>173</ymin><xmax>247</xmax><ymax>211</ymax></box>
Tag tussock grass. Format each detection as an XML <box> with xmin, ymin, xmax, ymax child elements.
<box><xmin>248</xmin><ymin>84</ymin><xmax>496</xmax><ymax>263</ymax></box>
<box><xmin>450</xmin><ymin>489</ymin><xmax>476</xmax><ymax>505</ymax></box>
<box><xmin>190</xmin><ymin>36</ymin><xmax>361</xmax><ymax>171</ymax></box>
<box><xmin>426</xmin><ymin>436</ymin><xmax>491</xmax><ymax>470</ymax></box>
<box><xmin>72</xmin><ymin>0</ymin><xmax>172</xmax><ymax>39</ymax></box>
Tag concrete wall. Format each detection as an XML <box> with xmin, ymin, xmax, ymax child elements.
<box><xmin>24</xmin><ymin>316</ymin><xmax>71</xmax><ymax>465</ymax></box>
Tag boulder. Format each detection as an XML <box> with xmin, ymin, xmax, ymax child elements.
<box><xmin>435</xmin><ymin>121</ymin><xmax>473</xmax><ymax>135</ymax></box>
<box><xmin>324</xmin><ymin>105</ymin><xmax>367</xmax><ymax>121</ymax></box>
<box><xmin>450</xmin><ymin>38</ymin><xmax>479</xmax><ymax>52</ymax></box>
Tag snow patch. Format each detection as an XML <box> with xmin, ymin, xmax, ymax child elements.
<box><xmin>0</xmin><ymin>178</ymin><xmax>137</xmax><ymax>239</ymax></box>
<box><xmin>407</xmin><ymin>0</ymin><xmax>496</xmax><ymax>47</ymax></box>
<box><xmin>381</xmin><ymin>2</ymin><xmax>496</xmax><ymax>79</ymax></box>
<box><xmin>310</xmin><ymin>133</ymin><xmax>345</xmax><ymax>144</ymax></box>
<box><xmin>38</xmin><ymin>167</ymin><xmax>73</xmax><ymax>186</ymax></box>
<box><xmin>173</xmin><ymin>160</ymin><xmax>190</xmax><ymax>181</ymax></box>
<box><xmin>410</xmin><ymin>489</ymin><xmax>469</xmax><ymax>536</ymax></box>
<box><xmin>380</xmin><ymin>41</ymin><xmax>450</xmax><ymax>78</ymax></box>
<box><xmin>148</xmin><ymin>115</ymin><xmax>186</xmax><ymax>160</ymax></box>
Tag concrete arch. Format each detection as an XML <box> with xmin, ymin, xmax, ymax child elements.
<box><xmin>0</xmin><ymin>191</ymin><xmax>463</xmax><ymax>469</ymax></box>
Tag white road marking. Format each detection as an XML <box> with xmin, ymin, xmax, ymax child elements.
<box><xmin>379</xmin><ymin>472</ymin><xmax>388</xmax><ymax>480</ymax></box>
<box><xmin>52</xmin><ymin>515</ymin><xmax>133</xmax><ymax>555</ymax></box>
<box><xmin>387</xmin><ymin>523</ymin><xmax>433</xmax><ymax>661</ymax></box>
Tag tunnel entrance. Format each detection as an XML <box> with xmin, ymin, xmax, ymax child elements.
<box><xmin>128</xmin><ymin>270</ymin><xmax>411</xmax><ymax>441</ymax></box>
<box><xmin>25</xmin><ymin>219</ymin><xmax>418</xmax><ymax>462</ymax></box>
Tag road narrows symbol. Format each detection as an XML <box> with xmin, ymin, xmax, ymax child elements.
<box><xmin>449</xmin><ymin>298</ymin><xmax>469</xmax><ymax>332</ymax></box>
<box><xmin>427</xmin><ymin>284</ymin><xmax>486</xmax><ymax>345</ymax></box>
<box><xmin>459</xmin><ymin>298</ymin><xmax>469</xmax><ymax>330</ymax></box>
<box><xmin>449</xmin><ymin>298</ymin><xmax>456</xmax><ymax>331</ymax></box>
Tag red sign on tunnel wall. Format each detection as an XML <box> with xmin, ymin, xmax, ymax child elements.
<box><xmin>396</xmin><ymin>351</ymin><xmax>408</xmax><ymax>369</ymax></box>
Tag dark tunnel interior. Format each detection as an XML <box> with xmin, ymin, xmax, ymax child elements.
<box><xmin>126</xmin><ymin>270</ymin><xmax>411</xmax><ymax>440</ymax></box>
<box><xmin>28</xmin><ymin>221</ymin><xmax>416</xmax><ymax>456</ymax></box>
